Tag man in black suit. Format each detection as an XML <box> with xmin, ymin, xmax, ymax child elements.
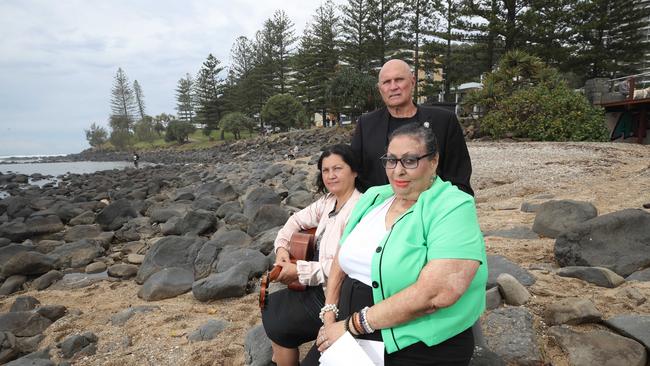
<box><xmin>351</xmin><ymin>59</ymin><xmax>473</xmax><ymax>195</ymax></box>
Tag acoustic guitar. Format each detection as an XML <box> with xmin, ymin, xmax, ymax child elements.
<box><xmin>259</xmin><ymin>228</ymin><xmax>316</xmax><ymax>310</ymax></box>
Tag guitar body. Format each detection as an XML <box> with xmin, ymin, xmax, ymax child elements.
<box><xmin>259</xmin><ymin>228</ymin><xmax>316</xmax><ymax>309</ymax></box>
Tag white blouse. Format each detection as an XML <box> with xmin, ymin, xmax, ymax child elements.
<box><xmin>338</xmin><ymin>196</ymin><xmax>395</xmax><ymax>286</ymax></box>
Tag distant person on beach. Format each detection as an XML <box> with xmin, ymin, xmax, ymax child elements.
<box><xmin>351</xmin><ymin>59</ymin><xmax>473</xmax><ymax>196</ymax></box>
<box><xmin>261</xmin><ymin>144</ymin><xmax>362</xmax><ymax>366</ymax></box>
<box><xmin>132</xmin><ymin>152</ymin><xmax>139</xmax><ymax>168</ymax></box>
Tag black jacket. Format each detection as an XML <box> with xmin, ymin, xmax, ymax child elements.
<box><xmin>351</xmin><ymin>105</ymin><xmax>473</xmax><ymax>196</ymax></box>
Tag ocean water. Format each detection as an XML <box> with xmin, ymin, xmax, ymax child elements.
<box><xmin>0</xmin><ymin>161</ymin><xmax>136</xmax><ymax>177</ymax></box>
<box><xmin>0</xmin><ymin>160</ymin><xmax>140</xmax><ymax>198</ymax></box>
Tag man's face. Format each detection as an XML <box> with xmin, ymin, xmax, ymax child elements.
<box><xmin>378</xmin><ymin>62</ymin><xmax>415</xmax><ymax>109</ymax></box>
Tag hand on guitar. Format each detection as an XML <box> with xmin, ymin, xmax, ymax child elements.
<box><xmin>275</xmin><ymin>247</ymin><xmax>291</xmax><ymax>265</ymax></box>
<box><xmin>275</xmin><ymin>261</ymin><xmax>299</xmax><ymax>284</ymax></box>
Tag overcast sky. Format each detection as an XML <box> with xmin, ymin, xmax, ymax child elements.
<box><xmin>0</xmin><ymin>0</ymin><xmax>345</xmax><ymax>157</ymax></box>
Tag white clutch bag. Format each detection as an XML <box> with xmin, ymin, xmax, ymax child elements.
<box><xmin>319</xmin><ymin>331</ymin><xmax>384</xmax><ymax>366</ymax></box>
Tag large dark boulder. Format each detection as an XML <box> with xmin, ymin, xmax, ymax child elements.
<box><xmin>247</xmin><ymin>205</ymin><xmax>288</xmax><ymax>237</ymax></box>
<box><xmin>0</xmin><ymin>275</ymin><xmax>27</xmax><ymax>296</ymax></box>
<box><xmin>138</xmin><ymin>267</ymin><xmax>194</xmax><ymax>301</ymax></box>
<box><xmin>604</xmin><ymin>315</ymin><xmax>650</xmax><ymax>350</ymax></box>
<box><xmin>0</xmin><ymin>312</ymin><xmax>52</xmax><ymax>337</ymax></box>
<box><xmin>63</xmin><ymin>225</ymin><xmax>103</xmax><ymax>243</ymax></box>
<box><xmin>68</xmin><ymin>211</ymin><xmax>95</xmax><ymax>226</ymax></box>
<box><xmin>192</xmin><ymin>263</ymin><xmax>250</xmax><ymax>301</ymax></box>
<box><xmin>9</xmin><ymin>296</ymin><xmax>40</xmax><ymax>312</ymax></box>
<box><xmin>484</xmin><ymin>307</ymin><xmax>543</xmax><ymax>366</ymax></box>
<box><xmin>2</xmin><ymin>252</ymin><xmax>55</xmax><ymax>277</ymax></box>
<box><xmin>169</xmin><ymin>210</ymin><xmax>217</xmax><ymax>236</ymax></box>
<box><xmin>148</xmin><ymin>206</ymin><xmax>186</xmax><ymax>224</ymax></box>
<box><xmin>191</xmin><ymin>196</ymin><xmax>223</xmax><ymax>212</ymax></box>
<box><xmin>215</xmin><ymin>201</ymin><xmax>242</xmax><ymax>219</ymax></box>
<box><xmin>0</xmin><ymin>331</ymin><xmax>18</xmax><ymax>364</ymax></box>
<box><xmin>2</xmin><ymin>197</ymin><xmax>32</xmax><ymax>219</ymax></box>
<box><xmin>26</xmin><ymin>215</ymin><xmax>64</xmax><ymax>236</ymax></box>
<box><xmin>32</xmin><ymin>270</ymin><xmax>64</xmax><ymax>290</ymax></box>
<box><xmin>0</xmin><ymin>216</ymin><xmax>60</xmax><ymax>242</ymax></box>
<box><xmin>243</xmin><ymin>187</ymin><xmax>281</xmax><ymax>218</ymax></box>
<box><xmin>215</xmin><ymin>248</ymin><xmax>268</xmax><ymax>279</ymax></box>
<box><xmin>244</xmin><ymin>324</ymin><xmax>273</xmax><ymax>366</ymax></box>
<box><xmin>35</xmin><ymin>305</ymin><xmax>67</xmax><ymax>323</ymax></box>
<box><xmin>193</xmin><ymin>230</ymin><xmax>253</xmax><ymax>279</ymax></box>
<box><xmin>250</xmin><ymin>227</ymin><xmax>281</xmax><ymax>255</ymax></box>
<box><xmin>48</xmin><ymin>240</ymin><xmax>104</xmax><ymax>269</ymax></box>
<box><xmin>487</xmin><ymin>255</ymin><xmax>536</xmax><ymax>289</ymax></box>
<box><xmin>548</xmin><ymin>325</ymin><xmax>646</xmax><ymax>366</ymax></box>
<box><xmin>52</xmin><ymin>203</ymin><xmax>85</xmax><ymax>224</ymax></box>
<box><xmin>58</xmin><ymin>332</ymin><xmax>97</xmax><ymax>359</ymax></box>
<box><xmin>0</xmin><ymin>245</ymin><xmax>35</xmax><ymax>269</ymax></box>
<box><xmin>135</xmin><ymin>236</ymin><xmax>205</xmax><ymax>284</ymax></box>
<box><xmin>96</xmin><ymin>199</ymin><xmax>138</xmax><ymax>231</ymax></box>
<box><xmin>107</xmin><ymin>264</ymin><xmax>138</xmax><ymax>279</ymax></box>
<box><xmin>532</xmin><ymin>200</ymin><xmax>598</xmax><ymax>238</ymax></box>
<box><xmin>285</xmin><ymin>190</ymin><xmax>313</xmax><ymax>209</ymax></box>
<box><xmin>555</xmin><ymin>209</ymin><xmax>650</xmax><ymax>277</ymax></box>
<box><xmin>196</xmin><ymin>182</ymin><xmax>238</xmax><ymax>202</ymax></box>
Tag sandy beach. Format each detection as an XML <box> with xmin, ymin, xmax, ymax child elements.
<box><xmin>2</xmin><ymin>140</ymin><xmax>649</xmax><ymax>366</ymax></box>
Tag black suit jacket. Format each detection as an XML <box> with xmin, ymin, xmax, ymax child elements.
<box><xmin>351</xmin><ymin>105</ymin><xmax>474</xmax><ymax>196</ymax></box>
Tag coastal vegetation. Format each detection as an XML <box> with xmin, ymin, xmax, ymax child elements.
<box><xmin>84</xmin><ymin>0</ymin><xmax>649</xmax><ymax>150</ymax></box>
<box><xmin>466</xmin><ymin>51</ymin><xmax>608</xmax><ymax>141</ymax></box>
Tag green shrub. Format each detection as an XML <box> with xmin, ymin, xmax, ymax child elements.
<box><xmin>466</xmin><ymin>50</ymin><xmax>608</xmax><ymax>141</ymax></box>
<box><xmin>481</xmin><ymin>85</ymin><xmax>608</xmax><ymax>141</ymax></box>
<box><xmin>134</xmin><ymin>117</ymin><xmax>157</xmax><ymax>144</ymax></box>
<box><xmin>109</xmin><ymin>129</ymin><xmax>133</xmax><ymax>150</ymax></box>
<box><xmin>220</xmin><ymin>112</ymin><xmax>256</xmax><ymax>140</ymax></box>
<box><xmin>85</xmin><ymin>123</ymin><xmax>108</xmax><ymax>148</ymax></box>
<box><xmin>165</xmin><ymin>120</ymin><xmax>196</xmax><ymax>143</ymax></box>
<box><xmin>261</xmin><ymin>94</ymin><xmax>306</xmax><ymax>131</ymax></box>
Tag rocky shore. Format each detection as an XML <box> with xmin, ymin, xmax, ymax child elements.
<box><xmin>35</xmin><ymin>127</ymin><xmax>353</xmax><ymax>165</ymax></box>
<box><xmin>0</xmin><ymin>128</ymin><xmax>649</xmax><ymax>365</ymax></box>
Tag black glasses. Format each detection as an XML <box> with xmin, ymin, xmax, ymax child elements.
<box><xmin>380</xmin><ymin>152</ymin><xmax>434</xmax><ymax>169</ymax></box>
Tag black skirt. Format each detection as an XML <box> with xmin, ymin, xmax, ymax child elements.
<box><xmin>301</xmin><ymin>276</ymin><xmax>474</xmax><ymax>366</ymax></box>
<box><xmin>261</xmin><ymin>285</ymin><xmax>325</xmax><ymax>348</ymax></box>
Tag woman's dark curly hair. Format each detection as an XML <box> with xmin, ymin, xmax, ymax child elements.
<box><xmin>315</xmin><ymin>144</ymin><xmax>362</xmax><ymax>194</ymax></box>
<box><xmin>388</xmin><ymin>122</ymin><xmax>439</xmax><ymax>157</ymax></box>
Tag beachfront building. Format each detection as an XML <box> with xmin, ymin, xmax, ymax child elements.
<box><xmin>640</xmin><ymin>0</ymin><xmax>650</xmax><ymax>77</ymax></box>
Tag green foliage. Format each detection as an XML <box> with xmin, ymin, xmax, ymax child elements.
<box><xmin>85</xmin><ymin>123</ymin><xmax>108</xmax><ymax>148</ymax></box>
<box><xmin>366</xmin><ymin>0</ymin><xmax>403</xmax><ymax>68</ymax></box>
<box><xmin>195</xmin><ymin>54</ymin><xmax>224</xmax><ymax>136</ymax></box>
<box><xmin>261</xmin><ymin>94</ymin><xmax>306</xmax><ymax>131</ymax></box>
<box><xmin>465</xmin><ymin>50</ymin><xmax>561</xmax><ymax>112</ymax></box>
<box><xmin>110</xmin><ymin>68</ymin><xmax>137</xmax><ymax>131</ymax></box>
<box><xmin>468</xmin><ymin>51</ymin><xmax>608</xmax><ymax>141</ymax></box>
<box><xmin>327</xmin><ymin>67</ymin><xmax>381</xmax><ymax>121</ymax></box>
<box><xmin>176</xmin><ymin>74</ymin><xmax>195</xmax><ymax>122</ymax></box>
<box><xmin>570</xmin><ymin>0</ymin><xmax>650</xmax><ymax>80</ymax></box>
<box><xmin>109</xmin><ymin>129</ymin><xmax>133</xmax><ymax>150</ymax></box>
<box><xmin>134</xmin><ymin>117</ymin><xmax>157</xmax><ymax>144</ymax></box>
<box><xmin>339</xmin><ymin>0</ymin><xmax>372</xmax><ymax>73</ymax></box>
<box><xmin>291</xmin><ymin>1</ymin><xmax>340</xmax><ymax>119</ymax></box>
<box><xmin>133</xmin><ymin>80</ymin><xmax>146</xmax><ymax>121</ymax></box>
<box><xmin>165</xmin><ymin>120</ymin><xmax>196</xmax><ymax>143</ymax></box>
<box><xmin>220</xmin><ymin>112</ymin><xmax>256</xmax><ymax>139</ymax></box>
<box><xmin>480</xmin><ymin>85</ymin><xmax>607</xmax><ymax>141</ymax></box>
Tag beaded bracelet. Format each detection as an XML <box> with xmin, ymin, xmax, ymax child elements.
<box><xmin>360</xmin><ymin>306</ymin><xmax>375</xmax><ymax>333</ymax></box>
<box><xmin>319</xmin><ymin>304</ymin><xmax>339</xmax><ymax>323</ymax></box>
<box><xmin>352</xmin><ymin>312</ymin><xmax>364</xmax><ymax>335</ymax></box>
